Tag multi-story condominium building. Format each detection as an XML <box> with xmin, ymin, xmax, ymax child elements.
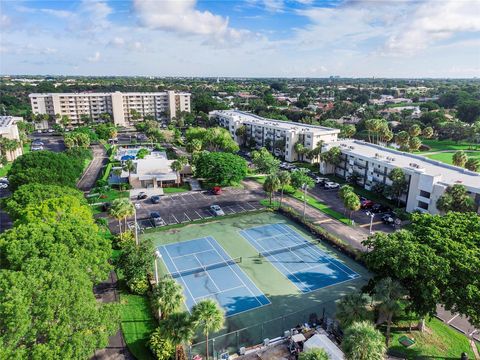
<box><xmin>209</xmin><ymin>110</ymin><xmax>339</xmax><ymax>162</ymax></box>
<box><xmin>321</xmin><ymin>139</ymin><xmax>480</xmax><ymax>215</ymax></box>
<box><xmin>29</xmin><ymin>91</ymin><xmax>191</xmax><ymax>127</ymax></box>
<box><xmin>0</xmin><ymin>116</ymin><xmax>23</xmax><ymax>162</ymax></box>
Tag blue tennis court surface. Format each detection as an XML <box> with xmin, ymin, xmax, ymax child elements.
<box><xmin>159</xmin><ymin>237</ymin><xmax>270</xmax><ymax>317</ymax></box>
<box><xmin>239</xmin><ymin>223</ymin><xmax>360</xmax><ymax>293</ymax></box>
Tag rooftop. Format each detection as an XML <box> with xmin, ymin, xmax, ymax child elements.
<box><xmin>211</xmin><ymin>110</ymin><xmax>339</xmax><ymax>134</ymax></box>
<box><xmin>0</xmin><ymin>116</ymin><xmax>20</xmax><ymax>128</ymax></box>
<box><xmin>133</xmin><ymin>151</ymin><xmax>177</xmax><ymax>181</ymax></box>
<box><xmin>29</xmin><ymin>91</ymin><xmax>190</xmax><ymax>97</ymax></box>
<box><xmin>327</xmin><ymin>139</ymin><xmax>480</xmax><ymax>190</ymax></box>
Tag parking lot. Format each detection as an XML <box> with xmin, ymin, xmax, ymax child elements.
<box><xmin>29</xmin><ymin>134</ymin><xmax>66</xmax><ymax>152</ymax></box>
<box><xmin>308</xmin><ymin>184</ymin><xmax>396</xmax><ymax>233</ymax></box>
<box><xmin>117</xmin><ymin>188</ymin><xmax>265</xmax><ymax>231</ymax></box>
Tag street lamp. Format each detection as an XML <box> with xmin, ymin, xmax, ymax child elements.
<box><xmin>366</xmin><ymin>211</ymin><xmax>375</xmax><ymax>234</ymax></box>
<box><xmin>301</xmin><ymin>183</ymin><xmax>309</xmax><ymax>219</ymax></box>
<box><xmin>134</xmin><ymin>205</ymin><xmax>139</xmax><ymax>246</ymax></box>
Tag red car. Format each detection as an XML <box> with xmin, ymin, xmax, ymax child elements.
<box><xmin>212</xmin><ymin>186</ymin><xmax>222</xmax><ymax>195</ymax></box>
<box><xmin>360</xmin><ymin>197</ymin><xmax>374</xmax><ymax>209</ymax></box>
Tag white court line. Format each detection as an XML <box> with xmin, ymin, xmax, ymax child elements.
<box><xmin>205</xmin><ymin>237</ymin><xmax>267</xmax><ymax>307</ymax></box>
<box><xmin>163</xmin><ymin>245</ymin><xmax>198</xmax><ymax>307</ymax></box>
<box><xmin>170</xmin><ymin>248</ymin><xmax>215</xmax><ymax>260</ymax></box>
<box><xmin>239</xmin><ymin>229</ymin><xmax>309</xmax><ymax>292</ymax></box>
<box><xmin>193</xmin><ymin>253</ymin><xmax>221</xmax><ymax>294</ymax></box>
<box><xmin>194</xmin><ymin>285</ymin><xmax>245</xmax><ymax>301</ymax></box>
<box><xmin>276</xmin><ymin>223</ymin><xmax>359</xmax><ymax>279</ymax></box>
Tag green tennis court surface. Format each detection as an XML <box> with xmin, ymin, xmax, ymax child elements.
<box><xmin>144</xmin><ymin>212</ymin><xmax>370</xmax><ymax>355</ymax></box>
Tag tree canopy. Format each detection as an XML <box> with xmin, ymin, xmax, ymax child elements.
<box><xmin>186</xmin><ymin>127</ymin><xmax>239</xmax><ymax>153</ymax></box>
<box><xmin>251</xmin><ymin>147</ymin><xmax>280</xmax><ymax>174</ymax></box>
<box><xmin>363</xmin><ymin>212</ymin><xmax>480</xmax><ymax>326</ymax></box>
<box><xmin>7</xmin><ymin>150</ymin><xmax>86</xmax><ymax>191</ymax></box>
<box><xmin>194</xmin><ymin>151</ymin><xmax>247</xmax><ymax>186</ymax></box>
<box><xmin>436</xmin><ymin>184</ymin><xmax>475</xmax><ymax>213</ymax></box>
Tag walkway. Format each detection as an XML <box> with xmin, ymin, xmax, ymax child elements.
<box><xmin>242</xmin><ymin>179</ymin><xmax>368</xmax><ymax>251</ymax></box>
<box><xmin>78</xmin><ymin>145</ymin><xmax>108</xmax><ymax>192</ymax></box>
<box><xmin>91</xmin><ymin>271</ymin><xmax>134</xmax><ymax>360</ymax></box>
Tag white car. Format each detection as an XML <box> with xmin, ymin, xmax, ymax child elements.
<box><xmin>0</xmin><ymin>183</ymin><xmax>8</xmax><ymax>189</ymax></box>
<box><xmin>210</xmin><ymin>205</ymin><xmax>225</xmax><ymax>216</ymax></box>
<box><xmin>314</xmin><ymin>177</ymin><xmax>328</xmax><ymax>184</ymax></box>
<box><xmin>324</xmin><ymin>181</ymin><xmax>340</xmax><ymax>189</ymax></box>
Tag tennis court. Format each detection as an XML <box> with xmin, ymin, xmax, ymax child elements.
<box><xmin>159</xmin><ymin>236</ymin><xmax>270</xmax><ymax>317</ymax></box>
<box><xmin>239</xmin><ymin>223</ymin><xmax>360</xmax><ymax>293</ymax></box>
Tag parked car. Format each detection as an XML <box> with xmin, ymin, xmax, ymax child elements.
<box><xmin>360</xmin><ymin>197</ymin><xmax>374</xmax><ymax>209</ymax></box>
<box><xmin>210</xmin><ymin>205</ymin><xmax>225</xmax><ymax>216</ymax></box>
<box><xmin>150</xmin><ymin>212</ymin><xmax>166</xmax><ymax>227</ymax></box>
<box><xmin>0</xmin><ymin>177</ymin><xmax>9</xmax><ymax>184</ymax></box>
<box><xmin>381</xmin><ymin>213</ymin><xmax>396</xmax><ymax>225</ymax></box>
<box><xmin>371</xmin><ymin>204</ymin><xmax>391</xmax><ymax>214</ymax></box>
<box><xmin>314</xmin><ymin>177</ymin><xmax>328</xmax><ymax>185</ymax></box>
<box><xmin>137</xmin><ymin>192</ymin><xmax>148</xmax><ymax>200</ymax></box>
<box><xmin>31</xmin><ymin>145</ymin><xmax>44</xmax><ymax>151</ymax></box>
<box><xmin>47</xmin><ymin>129</ymin><xmax>55</xmax><ymax>133</ymax></box>
<box><xmin>0</xmin><ymin>182</ymin><xmax>8</xmax><ymax>189</ymax></box>
<box><xmin>324</xmin><ymin>181</ymin><xmax>340</xmax><ymax>189</ymax></box>
<box><xmin>211</xmin><ymin>186</ymin><xmax>222</xmax><ymax>195</ymax></box>
<box><xmin>101</xmin><ymin>202</ymin><xmax>111</xmax><ymax>212</ymax></box>
<box><xmin>151</xmin><ymin>195</ymin><xmax>161</xmax><ymax>204</ymax></box>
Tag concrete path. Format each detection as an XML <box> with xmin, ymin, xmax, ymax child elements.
<box><xmin>91</xmin><ymin>271</ymin><xmax>134</xmax><ymax>360</ymax></box>
<box><xmin>78</xmin><ymin>145</ymin><xmax>108</xmax><ymax>192</ymax></box>
<box><xmin>242</xmin><ymin>179</ymin><xmax>368</xmax><ymax>251</ymax></box>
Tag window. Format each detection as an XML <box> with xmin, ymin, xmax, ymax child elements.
<box><xmin>286</xmin><ymin>151</ymin><xmax>289</xmax><ymax>155</ymax></box>
<box><xmin>417</xmin><ymin>201</ymin><xmax>429</xmax><ymax>210</ymax></box>
<box><xmin>419</xmin><ymin>190</ymin><xmax>430</xmax><ymax>199</ymax></box>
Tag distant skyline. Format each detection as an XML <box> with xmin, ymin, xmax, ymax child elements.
<box><xmin>1</xmin><ymin>0</ymin><xmax>479</xmax><ymax>78</ymax></box>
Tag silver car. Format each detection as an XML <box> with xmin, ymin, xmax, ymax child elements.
<box><xmin>210</xmin><ymin>205</ymin><xmax>225</xmax><ymax>216</ymax></box>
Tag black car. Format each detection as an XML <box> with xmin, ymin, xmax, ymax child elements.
<box><xmin>101</xmin><ymin>202</ymin><xmax>111</xmax><ymax>212</ymax></box>
<box><xmin>137</xmin><ymin>192</ymin><xmax>148</xmax><ymax>200</ymax></box>
<box><xmin>371</xmin><ymin>204</ymin><xmax>391</xmax><ymax>214</ymax></box>
<box><xmin>150</xmin><ymin>212</ymin><xmax>166</xmax><ymax>227</ymax></box>
<box><xmin>381</xmin><ymin>213</ymin><xmax>396</xmax><ymax>225</ymax></box>
<box><xmin>151</xmin><ymin>195</ymin><xmax>161</xmax><ymax>204</ymax></box>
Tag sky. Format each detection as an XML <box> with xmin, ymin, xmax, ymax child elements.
<box><xmin>0</xmin><ymin>0</ymin><xmax>479</xmax><ymax>78</ymax></box>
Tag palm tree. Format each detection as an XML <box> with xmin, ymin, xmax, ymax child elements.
<box><xmin>122</xmin><ymin>159</ymin><xmax>135</xmax><ymax>177</ymax></box>
<box><xmin>152</xmin><ymin>278</ymin><xmax>184</xmax><ymax>320</ymax></box>
<box><xmin>157</xmin><ymin>312</ymin><xmax>195</xmax><ymax>360</ymax></box>
<box><xmin>342</xmin><ymin>321</ymin><xmax>386</xmax><ymax>360</ymax></box>
<box><xmin>465</xmin><ymin>158</ymin><xmax>479</xmax><ymax>172</ymax></box>
<box><xmin>299</xmin><ymin>348</ymin><xmax>329</xmax><ymax>360</ymax></box>
<box><xmin>374</xmin><ymin>277</ymin><xmax>405</xmax><ymax>347</ymax></box>
<box><xmin>336</xmin><ymin>292</ymin><xmax>369</xmax><ymax>328</ymax></box>
<box><xmin>108</xmin><ymin>204</ymin><xmax>123</xmax><ymax>240</ymax></box>
<box><xmin>263</xmin><ymin>173</ymin><xmax>280</xmax><ymax>206</ymax></box>
<box><xmin>452</xmin><ymin>150</ymin><xmax>468</xmax><ymax>167</ymax></box>
<box><xmin>277</xmin><ymin>170</ymin><xmax>291</xmax><ymax>207</ymax></box>
<box><xmin>171</xmin><ymin>160</ymin><xmax>183</xmax><ymax>187</ymax></box>
<box><xmin>192</xmin><ymin>299</ymin><xmax>225</xmax><ymax>360</ymax></box>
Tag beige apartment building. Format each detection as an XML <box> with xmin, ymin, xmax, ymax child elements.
<box><xmin>210</xmin><ymin>110</ymin><xmax>339</xmax><ymax>162</ymax></box>
<box><xmin>0</xmin><ymin>116</ymin><xmax>23</xmax><ymax>162</ymax></box>
<box><xmin>29</xmin><ymin>91</ymin><xmax>191</xmax><ymax>127</ymax></box>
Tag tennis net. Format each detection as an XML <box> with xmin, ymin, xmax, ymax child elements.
<box><xmin>258</xmin><ymin>242</ymin><xmax>313</xmax><ymax>257</ymax></box>
<box><xmin>170</xmin><ymin>257</ymin><xmax>242</xmax><ymax>278</ymax></box>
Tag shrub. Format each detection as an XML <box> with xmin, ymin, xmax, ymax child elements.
<box><xmin>148</xmin><ymin>328</ymin><xmax>175</xmax><ymax>360</ymax></box>
<box><xmin>127</xmin><ymin>275</ymin><xmax>149</xmax><ymax>295</ymax></box>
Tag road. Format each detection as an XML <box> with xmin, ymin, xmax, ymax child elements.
<box><xmin>77</xmin><ymin>145</ymin><xmax>108</xmax><ymax>192</ymax></box>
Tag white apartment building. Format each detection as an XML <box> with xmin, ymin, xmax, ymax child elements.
<box><xmin>209</xmin><ymin>110</ymin><xmax>339</xmax><ymax>162</ymax></box>
<box><xmin>0</xmin><ymin>116</ymin><xmax>23</xmax><ymax>162</ymax></box>
<box><xmin>29</xmin><ymin>91</ymin><xmax>191</xmax><ymax>127</ymax></box>
<box><xmin>320</xmin><ymin>139</ymin><xmax>480</xmax><ymax>215</ymax></box>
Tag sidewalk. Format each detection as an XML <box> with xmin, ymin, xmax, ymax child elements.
<box><xmin>243</xmin><ymin>179</ymin><xmax>368</xmax><ymax>251</ymax></box>
<box><xmin>91</xmin><ymin>271</ymin><xmax>134</xmax><ymax>360</ymax></box>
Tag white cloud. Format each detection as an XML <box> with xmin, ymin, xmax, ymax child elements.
<box><xmin>41</xmin><ymin>9</ymin><xmax>73</xmax><ymax>19</ymax></box>
<box><xmin>86</xmin><ymin>51</ymin><xmax>101</xmax><ymax>62</ymax></box>
<box><xmin>0</xmin><ymin>14</ymin><xmax>12</xmax><ymax>29</ymax></box>
<box><xmin>133</xmin><ymin>0</ymin><xmax>252</xmax><ymax>44</ymax></box>
<box><xmin>385</xmin><ymin>0</ymin><xmax>480</xmax><ymax>54</ymax></box>
<box><xmin>109</xmin><ymin>37</ymin><xmax>125</xmax><ymax>47</ymax></box>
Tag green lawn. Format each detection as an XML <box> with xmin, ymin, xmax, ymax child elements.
<box><xmin>425</xmin><ymin>151</ymin><xmax>480</xmax><ymax>165</ymax></box>
<box><xmin>252</xmin><ymin>176</ymin><xmax>351</xmax><ymax>225</ymax></box>
<box><xmin>418</xmin><ymin>139</ymin><xmax>479</xmax><ymax>153</ymax></box>
<box><xmin>0</xmin><ymin>144</ymin><xmax>30</xmax><ymax>177</ymax></box>
<box><xmin>89</xmin><ymin>189</ymin><xmax>129</xmax><ymax>204</ymax></box>
<box><xmin>163</xmin><ymin>184</ymin><xmax>190</xmax><ymax>194</ymax></box>
<box><xmin>388</xmin><ymin>317</ymin><xmax>475</xmax><ymax>359</ymax></box>
<box><xmin>119</xmin><ymin>291</ymin><xmax>155</xmax><ymax>360</ymax></box>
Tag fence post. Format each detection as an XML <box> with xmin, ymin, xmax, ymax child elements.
<box><xmin>236</xmin><ymin>331</ymin><xmax>239</xmax><ymax>350</ymax></box>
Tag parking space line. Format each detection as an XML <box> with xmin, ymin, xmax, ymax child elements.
<box><xmin>183</xmin><ymin>212</ymin><xmax>191</xmax><ymax>222</ymax></box>
<box><xmin>194</xmin><ymin>210</ymin><xmax>203</xmax><ymax>219</ymax></box>
<box><xmin>237</xmin><ymin>204</ymin><xmax>247</xmax><ymax>212</ymax></box>
<box><xmin>245</xmin><ymin>202</ymin><xmax>256</xmax><ymax>210</ymax></box>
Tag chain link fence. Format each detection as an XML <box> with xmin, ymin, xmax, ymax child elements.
<box><xmin>190</xmin><ymin>300</ymin><xmax>339</xmax><ymax>359</ymax></box>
